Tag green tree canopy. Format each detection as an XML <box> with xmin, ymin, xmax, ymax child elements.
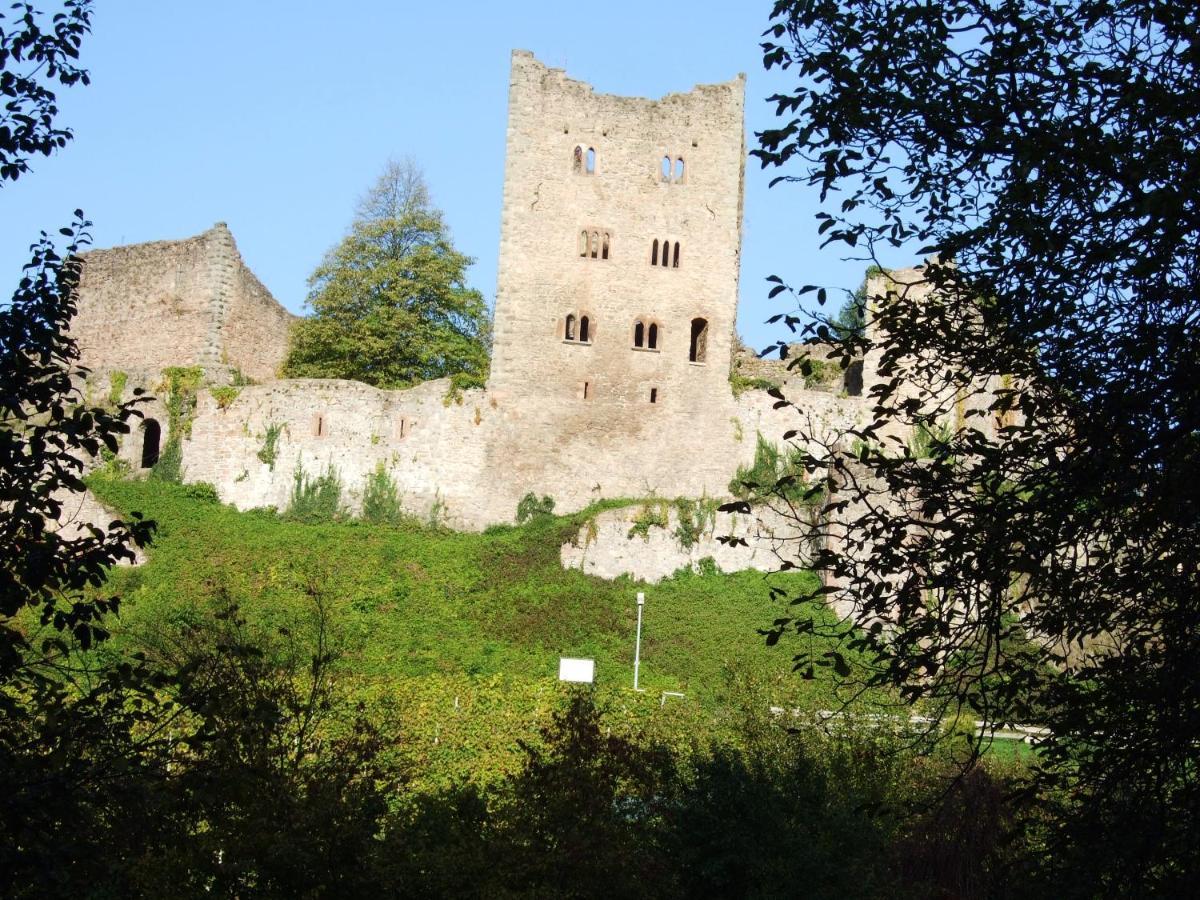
<box><xmin>753</xmin><ymin>0</ymin><xmax>1199</xmax><ymax>892</ymax></box>
<box><xmin>283</xmin><ymin>161</ymin><xmax>490</xmax><ymax>390</ymax></box>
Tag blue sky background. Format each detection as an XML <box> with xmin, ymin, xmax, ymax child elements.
<box><xmin>1</xmin><ymin>1</ymin><xmax>905</xmax><ymax>352</ymax></box>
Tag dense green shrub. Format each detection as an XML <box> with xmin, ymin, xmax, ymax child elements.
<box><xmin>182</xmin><ymin>482</ymin><xmax>220</xmax><ymax>504</ymax></box>
<box><xmin>361</xmin><ymin>463</ymin><xmax>408</xmax><ymax>526</ymax></box>
<box><xmin>285</xmin><ymin>463</ymin><xmax>343</xmax><ymax>522</ymax></box>
<box><xmin>515</xmin><ymin>491</ymin><xmax>555</xmax><ymax>524</ymax></box>
<box><xmin>729</xmin><ymin>434</ymin><xmax>824</xmax><ymax>507</ymax></box>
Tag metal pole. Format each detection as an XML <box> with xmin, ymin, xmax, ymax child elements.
<box><xmin>633</xmin><ymin>591</ymin><xmax>645</xmax><ymax>691</ymax></box>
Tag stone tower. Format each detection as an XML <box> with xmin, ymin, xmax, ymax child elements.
<box><xmin>490</xmin><ymin>50</ymin><xmax>746</xmax><ymax>406</ymax></box>
<box><xmin>481</xmin><ymin>51</ymin><xmax>749</xmax><ymax>508</ymax></box>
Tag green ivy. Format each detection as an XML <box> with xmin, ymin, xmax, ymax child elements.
<box><xmin>151</xmin><ymin>366</ymin><xmax>203</xmax><ymax>483</ymax></box>
<box><xmin>627</xmin><ymin>500</ymin><xmax>669</xmax><ymax>541</ymax></box>
<box><xmin>210</xmin><ymin>385</ymin><xmax>241</xmax><ymax>409</ymax></box>
<box><xmin>672</xmin><ymin>497</ymin><xmax>720</xmax><ymax>549</ymax></box>
<box><xmin>257</xmin><ymin>423</ymin><xmax>283</xmax><ymax>469</ymax></box>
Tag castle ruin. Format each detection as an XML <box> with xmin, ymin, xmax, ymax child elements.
<box><xmin>72</xmin><ymin>51</ymin><xmax>904</xmax><ymax>546</ymax></box>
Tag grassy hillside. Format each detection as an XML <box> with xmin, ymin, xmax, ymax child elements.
<box><xmin>84</xmin><ymin>477</ymin><xmax>886</xmax><ymax>785</ymax></box>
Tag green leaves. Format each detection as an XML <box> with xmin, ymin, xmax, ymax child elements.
<box><xmin>283</xmin><ymin>169</ymin><xmax>491</xmax><ymax>391</ymax></box>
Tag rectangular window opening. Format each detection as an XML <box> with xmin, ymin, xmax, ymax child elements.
<box><xmin>649</xmin><ymin>388</ymin><xmax>658</xmax><ymax>404</ymax></box>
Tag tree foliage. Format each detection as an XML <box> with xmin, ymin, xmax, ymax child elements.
<box><xmin>0</xmin><ymin>0</ymin><xmax>151</xmax><ymax>677</ymax></box>
<box><xmin>754</xmin><ymin>0</ymin><xmax>1199</xmax><ymax>892</ymax></box>
<box><xmin>0</xmin><ymin>0</ymin><xmax>92</xmax><ymax>184</ymax></box>
<box><xmin>283</xmin><ymin>161</ymin><xmax>491</xmax><ymax>390</ymax></box>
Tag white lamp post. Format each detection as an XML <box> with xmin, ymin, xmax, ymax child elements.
<box><xmin>633</xmin><ymin>591</ymin><xmax>645</xmax><ymax>691</ymax></box>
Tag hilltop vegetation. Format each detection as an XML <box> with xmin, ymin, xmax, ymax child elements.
<box><xmin>83</xmin><ymin>477</ymin><xmax>876</xmax><ymax>783</ymax></box>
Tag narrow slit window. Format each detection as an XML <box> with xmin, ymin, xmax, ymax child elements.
<box><xmin>689</xmin><ymin>317</ymin><xmax>709</xmax><ymax>363</ymax></box>
<box><xmin>634</xmin><ymin>321</ymin><xmax>645</xmax><ymax>348</ymax></box>
<box><xmin>397</xmin><ymin>418</ymin><xmax>407</xmax><ymax>440</ymax></box>
<box><xmin>579</xmin><ymin>315</ymin><xmax>590</xmax><ymax>343</ymax></box>
<box><xmin>661</xmin><ymin>156</ymin><xmax>671</xmax><ymax>181</ymax></box>
<box><xmin>573</xmin><ymin>145</ymin><xmax>583</xmax><ymax>173</ymax></box>
<box><xmin>649</xmin><ymin>388</ymin><xmax>658</xmax><ymax>404</ymax></box>
<box><xmin>675</xmin><ymin>157</ymin><xmax>685</xmax><ymax>182</ymax></box>
<box><xmin>590</xmin><ymin>231</ymin><xmax>599</xmax><ymax>259</ymax></box>
<box><xmin>313</xmin><ymin>414</ymin><xmax>326</xmax><ymax>438</ymax></box>
<box><xmin>651</xmin><ymin>239</ymin><xmax>659</xmax><ymax>266</ymax></box>
<box><xmin>565</xmin><ymin>314</ymin><xmax>576</xmax><ymax>341</ymax></box>
<box><xmin>648</xmin><ymin>323</ymin><xmax>659</xmax><ymax>350</ymax></box>
<box><xmin>586</xmin><ymin>147</ymin><xmax>596</xmax><ymax>174</ymax></box>
<box><xmin>672</xmin><ymin>242</ymin><xmax>680</xmax><ymax>268</ymax></box>
<box><xmin>601</xmin><ymin>232</ymin><xmax>610</xmax><ymax>260</ymax></box>
<box><xmin>583</xmin><ymin>381</ymin><xmax>591</xmax><ymax>400</ymax></box>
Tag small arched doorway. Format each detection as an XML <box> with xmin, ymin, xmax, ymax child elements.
<box><xmin>140</xmin><ymin>419</ymin><xmax>162</xmax><ymax>469</ymax></box>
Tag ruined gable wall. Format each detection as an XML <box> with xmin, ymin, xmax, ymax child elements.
<box><xmin>219</xmin><ymin>236</ymin><xmax>297</xmax><ymax>381</ymax></box>
<box><xmin>74</xmin><ymin>232</ymin><xmax>214</xmax><ymax>375</ymax></box>
<box><xmin>73</xmin><ymin>224</ymin><xmax>294</xmax><ymax>382</ymax></box>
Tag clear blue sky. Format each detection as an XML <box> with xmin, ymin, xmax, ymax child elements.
<box><xmin>1</xmin><ymin>1</ymin><xmax>905</xmax><ymax>352</ymax></box>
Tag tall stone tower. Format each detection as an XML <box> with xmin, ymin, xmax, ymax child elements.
<box><xmin>484</xmin><ymin>51</ymin><xmax>747</xmax><ymax>506</ymax></box>
<box><xmin>491</xmin><ymin>50</ymin><xmax>745</xmax><ymax>401</ymax></box>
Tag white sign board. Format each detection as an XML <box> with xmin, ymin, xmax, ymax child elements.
<box><xmin>558</xmin><ymin>657</ymin><xmax>595</xmax><ymax>683</ymax></box>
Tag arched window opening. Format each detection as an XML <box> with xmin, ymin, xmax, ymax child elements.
<box><xmin>661</xmin><ymin>238</ymin><xmax>670</xmax><ymax>267</ymax></box>
<box><xmin>634</xmin><ymin>321</ymin><xmax>645</xmax><ymax>348</ymax></box>
<box><xmin>579</xmin><ymin>230</ymin><xmax>589</xmax><ymax>258</ymax></box>
<box><xmin>586</xmin><ymin>147</ymin><xmax>596</xmax><ymax>174</ymax></box>
<box><xmin>675</xmin><ymin>157</ymin><xmax>685</xmax><ymax>182</ymax></box>
<box><xmin>590</xmin><ymin>231</ymin><xmax>599</xmax><ymax>259</ymax></box>
<box><xmin>579</xmin><ymin>315</ymin><xmax>590</xmax><ymax>343</ymax></box>
<box><xmin>573</xmin><ymin>145</ymin><xmax>583</xmax><ymax>173</ymax></box>
<box><xmin>689</xmin><ymin>317</ymin><xmax>709</xmax><ymax>363</ymax></box>
<box><xmin>601</xmin><ymin>232</ymin><xmax>610</xmax><ymax>260</ymax></box>
<box><xmin>651</xmin><ymin>239</ymin><xmax>659</xmax><ymax>266</ymax></box>
<box><xmin>565</xmin><ymin>314</ymin><xmax>577</xmax><ymax>341</ymax></box>
<box><xmin>648</xmin><ymin>322</ymin><xmax>659</xmax><ymax>350</ymax></box>
<box><xmin>140</xmin><ymin>419</ymin><xmax>161</xmax><ymax>469</ymax></box>
<box><xmin>661</xmin><ymin>156</ymin><xmax>671</xmax><ymax>181</ymax></box>
<box><xmin>672</xmin><ymin>242</ymin><xmax>681</xmax><ymax>268</ymax></box>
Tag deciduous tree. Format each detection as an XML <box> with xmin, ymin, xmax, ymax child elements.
<box><xmin>752</xmin><ymin>1</ymin><xmax>1199</xmax><ymax>892</ymax></box>
<box><xmin>283</xmin><ymin>161</ymin><xmax>491</xmax><ymax>391</ymax></box>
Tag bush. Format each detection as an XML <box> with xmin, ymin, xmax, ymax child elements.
<box><xmin>515</xmin><ymin>492</ymin><xmax>555</xmax><ymax>524</ymax></box>
<box><xmin>286</xmin><ymin>463</ymin><xmax>343</xmax><ymax>522</ymax></box>
<box><xmin>183</xmin><ymin>482</ymin><xmax>220</xmax><ymax>504</ymax></box>
<box><xmin>728</xmin><ymin>434</ymin><xmax>823</xmax><ymax>507</ymax></box>
<box><xmin>361</xmin><ymin>464</ymin><xmax>407</xmax><ymax>526</ymax></box>
<box><xmin>210</xmin><ymin>385</ymin><xmax>241</xmax><ymax>409</ymax></box>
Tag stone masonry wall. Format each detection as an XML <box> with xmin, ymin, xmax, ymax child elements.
<box><xmin>73</xmin><ymin>223</ymin><xmax>295</xmax><ymax>382</ymax></box>
<box><xmin>183</xmin><ymin>378</ymin><xmax>491</xmax><ymax>529</ymax></box>
<box><xmin>560</xmin><ymin>503</ymin><xmax>813</xmax><ymax>583</ymax></box>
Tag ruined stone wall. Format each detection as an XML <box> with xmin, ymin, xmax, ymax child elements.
<box><xmin>73</xmin><ymin>223</ymin><xmax>294</xmax><ymax>382</ymax></box>
<box><xmin>183</xmin><ymin>378</ymin><xmax>493</xmax><ymax>529</ymax></box>
<box><xmin>560</xmin><ymin>503</ymin><xmax>812</xmax><ymax>583</ymax></box>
